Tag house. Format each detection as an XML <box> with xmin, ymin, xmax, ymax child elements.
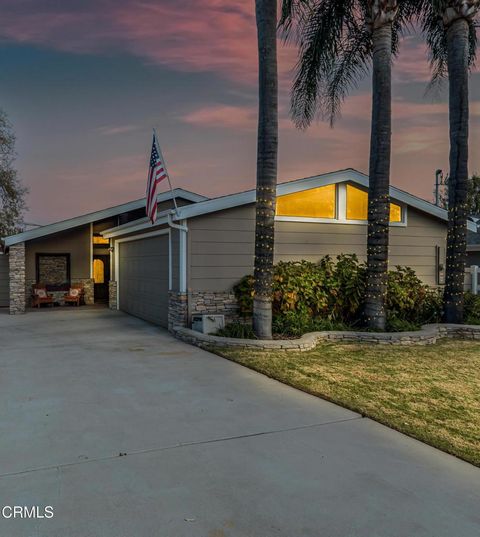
<box><xmin>467</xmin><ymin>222</ymin><xmax>480</xmax><ymax>266</ymax></box>
<box><xmin>2</xmin><ymin>169</ymin><xmax>477</xmax><ymax>328</ymax></box>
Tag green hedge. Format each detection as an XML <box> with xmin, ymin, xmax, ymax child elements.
<box><xmin>232</xmin><ymin>255</ymin><xmax>450</xmax><ymax>335</ymax></box>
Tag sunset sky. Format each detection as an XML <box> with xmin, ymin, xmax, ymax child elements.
<box><xmin>0</xmin><ymin>0</ymin><xmax>478</xmax><ymax>224</ymax></box>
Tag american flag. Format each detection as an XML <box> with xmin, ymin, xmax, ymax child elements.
<box><xmin>146</xmin><ymin>132</ymin><xmax>169</xmax><ymax>224</ymax></box>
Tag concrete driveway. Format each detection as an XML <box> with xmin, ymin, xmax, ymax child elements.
<box><xmin>0</xmin><ymin>308</ymin><xmax>479</xmax><ymax>537</ymax></box>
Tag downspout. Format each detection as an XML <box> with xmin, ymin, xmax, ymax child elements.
<box><xmin>167</xmin><ymin>212</ymin><xmax>188</xmax><ymax>294</ymax></box>
<box><xmin>167</xmin><ymin>212</ymin><xmax>188</xmax><ymax>232</ymax></box>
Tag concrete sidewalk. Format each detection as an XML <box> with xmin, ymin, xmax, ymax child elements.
<box><xmin>0</xmin><ymin>308</ymin><xmax>478</xmax><ymax>536</ymax></box>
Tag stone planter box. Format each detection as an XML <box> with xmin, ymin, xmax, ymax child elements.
<box><xmin>173</xmin><ymin>323</ymin><xmax>480</xmax><ymax>352</ymax></box>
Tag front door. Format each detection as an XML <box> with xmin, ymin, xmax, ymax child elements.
<box><xmin>93</xmin><ymin>255</ymin><xmax>110</xmax><ymax>303</ymax></box>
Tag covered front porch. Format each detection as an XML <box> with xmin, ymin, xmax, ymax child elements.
<box><xmin>7</xmin><ymin>218</ymin><xmax>117</xmax><ymax>314</ymax></box>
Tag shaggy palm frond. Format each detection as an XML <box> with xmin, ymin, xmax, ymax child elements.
<box><xmin>280</xmin><ymin>1</ymin><xmax>431</xmax><ymax>128</ymax></box>
<box><xmin>421</xmin><ymin>0</ymin><xmax>478</xmax><ymax>91</ymax></box>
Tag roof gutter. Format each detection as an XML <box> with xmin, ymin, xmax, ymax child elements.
<box><xmin>167</xmin><ymin>212</ymin><xmax>188</xmax><ymax>232</ymax></box>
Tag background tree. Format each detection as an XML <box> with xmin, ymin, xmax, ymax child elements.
<box><xmin>253</xmin><ymin>0</ymin><xmax>279</xmax><ymax>339</ymax></box>
<box><xmin>280</xmin><ymin>0</ymin><xmax>421</xmax><ymax>330</ymax></box>
<box><xmin>437</xmin><ymin>174</ymin><xmax>480</xmax><ymax>216</ymax></box>
<box><xmin>422</xmin><ymin>0</ymin><xmax>479</xmax><ymax>322</ymax></box>
<box><xmin>469</xmin><ymin>174</ymin><xmax>480</xmax><ymax>216</ymax></box>
<box><xmin>0</xmin><ymin>110</ymin><xmax>27</xmax><ymax>238</ymax></box>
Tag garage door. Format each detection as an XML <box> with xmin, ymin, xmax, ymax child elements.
<box><xmin>118</xmin><ymin>234</ymin><xmax>169</xmax><ymax>327</ymax></box>
<box><xmin>0</xmin><ymin>254</ymin><xmax>9</xmax><ymax>308</ymax></box>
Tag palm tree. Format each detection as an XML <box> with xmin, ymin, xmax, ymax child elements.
<box><xmin>280</xmin><ymin>0</ymin><xmax>421</xmax><ymax>330</ymax></box>
<box><xmin>421</xmin><ymin>0</ymin><xmax>479</xmax><ymax>323</ymax></box>
<box><xmin>253</xmin><ymin>0</ymin><xmax>279</xmax><ymax>339</ymax></box>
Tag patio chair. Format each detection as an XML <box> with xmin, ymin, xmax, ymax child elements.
<box><xmin>64</xmin><ymin>284</ymin><xmax>84</xmax><ymax>307</ymax></box>
<box><xmin>31</xmin><ymin>284</ymin><xmax>54</xmax><ymax>308</ymax></box>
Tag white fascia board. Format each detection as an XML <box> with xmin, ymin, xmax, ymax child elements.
<box><xmin>277</xmin><ymin>169</ymin><xmax>369</xmax><ymax>196</ymax></box>
<box><xmin>4</xmin><ymin>188</ymin><xmax>206</xmax><ymax>246</ymax></box>
<box><xmin>468</xmin><ymin>244</ymin><xmax>480</xmax><ymax>251</ymax></box>
<box><xmin>104</xmin><ymin>216</ymin><xmax>170</xmax><ymax>238</ymax></box>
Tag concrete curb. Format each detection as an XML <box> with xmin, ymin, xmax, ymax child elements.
<box><xmin>173</xmin><ymin>323</ymin><xmax>480</xmax><ymax>351</ymax></box>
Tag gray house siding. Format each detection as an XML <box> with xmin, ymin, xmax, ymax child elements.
<box><xmin>25</xmin><ymin>224</ymin><xmax>91</xmax><ymax>282</ymax></box>
<box><xmin>188</xmin><ymin>204</ymin><xmax>447</xmax><ymax>293</ymax></box>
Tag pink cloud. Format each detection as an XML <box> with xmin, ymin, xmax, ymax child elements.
<box><xmin>0</xmin><ymin>0</ymin><xmax>297</xmax><ymax>86</ymax></box>
<box><xmin>0</xmin><ymin>2</ymin><xmax>476</xmax><ymax>89</ymax></box>
<box><xmin>181</xmin><ymin>105</ymin><xmax>257</xmax><ymax>130</ymax></box>
<box><xmin>394</xmin><ymin>38</ymin><xmax>432</xmax><ymax>83</ymax></box>
<box><xmin>96</xmin><ymin>124</ymin><xmax>141</xmax><ymax>136</ymax></box>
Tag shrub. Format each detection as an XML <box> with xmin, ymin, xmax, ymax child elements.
<box><xmin>386</xmin><ymin>267</ymin><xmax>443</xmax><ymax>326</ymax></box>
<box><xmin>234</xmin><ymin>254</ymin><xmax>365</xmax><ymax>323</ymax></box>
<box><xmin>216</xmin><ymin>321</ymin><xmax>257</xmax><ymax>339</ymax></box>
<box><xmin>464</xmin><ymin>292</ymin><xmax>480</xmax><ymax>325</ymax></box>
<box><xmin>233</xmin><ymin>256</ymin><xmax>445</xmax><ymax>334</ymax></box>
<box><xmin>272</xmin><ymin>311</ymin><xmax>347</xmax><ymax>337</ymax></box>
<box><xmin>386</xmin><ymin>316</ymin><xmax>421</xmax><ymax>332</ymax></box>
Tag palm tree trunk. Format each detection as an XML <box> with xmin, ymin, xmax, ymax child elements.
<box><xmin>253</xmin><ymin>0</ymin><xmax>278</xmax><ymax>339</ymax></box>
<box><xmin>364</xmin><ymin>23</ymin><xmax>392</xmax><ymax>331</ymax></box>
<box><xmin>444</xmin><ymin>17</ymin><xmax>470</xmax><ymax>324</ymax></box>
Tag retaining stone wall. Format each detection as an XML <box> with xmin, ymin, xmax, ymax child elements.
<box><xmin>173</xmin><ymin>323</ymin><xmax>480</xmax><ymax>351</ymax></box>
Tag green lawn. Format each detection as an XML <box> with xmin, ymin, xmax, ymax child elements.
<box><xmin>214</xmin><ymin>339</ymin><xmax>480</xmax><ymax>466</ymax></box>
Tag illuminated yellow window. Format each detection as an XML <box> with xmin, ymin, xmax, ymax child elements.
<box><xmin>93</xmin><ymin>235</ymin><xmax>109</xmax><ymax>245</ymax></box>
<box><xmin>346</xmin><ymin>184</ymin><xmax>368</xmax><ymax>220</ymax></box>
<box><xmin>276</xmin><ymin>184</ymin><xmax>336</xmax><ymax>219</ymax></box>
<box><xmin>93</xmin><ymin>259</ymin><xmax>105</xmax><ymax>284</ymax></box>
<box><xmin>390</xmin><ymin>202</ymin><xmax>402</xmax><ymax>223</ymax></box>
<box><xmin>346</xmin><ymin>184</ymin><xmax>403</xmax><ymax>222</ymax></box>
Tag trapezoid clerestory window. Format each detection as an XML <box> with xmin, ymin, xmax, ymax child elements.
<box><xmin>276</xmin><ymin>184</ymin><xmax>336</xmax><ymax>219</ymax></box>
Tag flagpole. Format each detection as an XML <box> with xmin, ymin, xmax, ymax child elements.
<box><xmin>153</xmin><ymin>128</ymin><xmax>179</xmax><ymax>216</ymax></box>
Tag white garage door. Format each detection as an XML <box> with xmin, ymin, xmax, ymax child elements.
<box><xmin>118</xmin><ymin>234</ymin><xmax>169</xmax><ymax>327</ymax></box>
<box><xmin>0</xmin><ymin>254</ymin><xmax>9</xmax><ymax>308</ymax></box>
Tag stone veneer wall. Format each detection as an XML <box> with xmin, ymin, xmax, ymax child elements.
<box><xmin>72</xmin><ymin>278</ymin><xmax>94</xmax><ymax>305</ymax></box>
<box><xmin>109</xmin><ymin>281</ymin><xmax>118</xmax><ymax>309</ymax></box>
<box><xmin>189</xmin><ymin>291</ymin><xmax>240</xmax><ymax>322</ymax></box>
<box><xmin>25</xmin><ymin>278</ymin><xmax>36</xmax><ymax>307</ymax></box>
<box><xmin>174</xmin><ymin>323</ymin><xmax>480</xmax><ymax>351</ymax></box>
<box><xmin>168</xmin><ymin>292</ymin><xmax>188</xmax><ymax>332</ymax></box>
<box><xmin>9</xmin><ymin>242</ymin><xmax>26</xmax><ymax>314</ymax></box>
<box><xmin>37</xmin><ymin>254</ymin><xmax>68</xmax><ymax>286</ymax></box>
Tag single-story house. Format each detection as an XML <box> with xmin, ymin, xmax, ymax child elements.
<box><xmin>2</xmin><ymin>168</ymin><xmax>477</xmax><ymax>328</ymax></box>
<box><xmin>467</xmin><ymin>222</ymin><xmax>480</xmax><ymax>266</ymax></box>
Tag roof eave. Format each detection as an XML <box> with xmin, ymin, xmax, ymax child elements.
<box><xmin>3</xmin><ymin>188</ymin><xmax>206</xmax><ymax>246</ymax></box>
<box><xmin>99</xmin><ymin>170</ymin><xmax>472</xmax><ymax>239</ymax></box>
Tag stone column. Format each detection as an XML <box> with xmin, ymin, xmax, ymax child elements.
<box><xmin>168</xmin><ymin>292</ymin><xmax>188</xmax><ymax>332</ymax></box>
<box><xmin>9</xmin><ymin>242</ymin><xmax>26</xmax><ymax>315</ymax></box>
<box><xmin>83</xmin><ymin>278</ymin><xmax>94</xmax><ymax>305</ymax></box>
<box><xmin>109</xmin><ymin>281</ymin><xmax>118</xmax><ymax>309</ymax></box>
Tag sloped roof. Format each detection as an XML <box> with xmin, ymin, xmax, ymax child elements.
<box><xmin>3</xmin><ymin>188</ymin><xmax>207</xmax><ymax>246</ymax></box>
<box><xmin>103</xmin><ymin>168</ymin><xmax>477</xmax><ymax>238</ymax></box>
